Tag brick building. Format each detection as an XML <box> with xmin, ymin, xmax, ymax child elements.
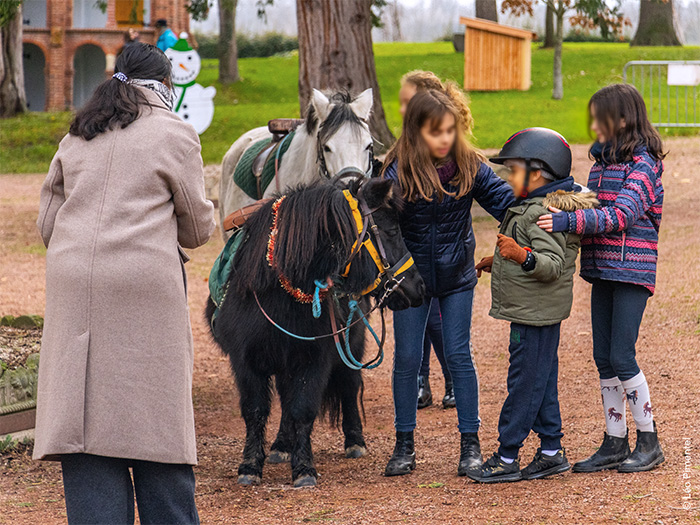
<box><xmin>22</xmin><ymin>0</ymin><xmax>190</xmax><ymax>111</ymax></box>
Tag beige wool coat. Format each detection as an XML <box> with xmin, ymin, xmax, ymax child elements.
<box><xmin>33</xmin><ymin>88</ymin><xmax>216</xmax><ymax>465</ymax></box>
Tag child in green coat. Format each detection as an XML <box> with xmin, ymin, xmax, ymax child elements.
<box><xmin>470</xmin><ymin>128</ymin><xmax>598</xmax><ymax>483</ymax></box>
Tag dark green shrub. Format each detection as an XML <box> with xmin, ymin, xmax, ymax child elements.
<box><xmin>193</xmin><ymin>32</ymin><xmax>298</xmax><ymax>60</ymax></box>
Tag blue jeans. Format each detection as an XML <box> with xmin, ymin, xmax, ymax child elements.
<box><xmin>61</xmin><ymin>454</ymin><xmax>199</xmax><ymax>525</ymax></box>
<box><xmin>591</xmin><ymin>279</ymin><xmax>651</xmax><ymax>381</ymax></box>
<box><xmin>392</xmin><ymin>288</ymin><xmax>479</xmax><ymax>433</ymax></box>
<box><xmin>419</xmin><ymin>298</ymin><xmax>451</xmax><ymax>381</ymax></box>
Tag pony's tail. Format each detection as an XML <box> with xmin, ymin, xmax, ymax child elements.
<box><xmin>321</xmin><ymin>371</ymin><xmax>365</xmax><ymax>429</ymax></box>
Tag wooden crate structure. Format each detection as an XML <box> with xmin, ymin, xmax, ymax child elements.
<box><xmin>459</xmin><ymin>17</ymin><xmax>536</xmax><ymax>92</ymax></box>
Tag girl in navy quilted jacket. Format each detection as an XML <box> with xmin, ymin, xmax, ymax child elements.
<box><xmin>382</xmin><ymin>89</ymin><xmax>514</xmax><ymax>478</ymax></box>
<box><xmin>538</xmin><ymin>84</ymin><xmax>665</xmax><ymax>472</ymax></box>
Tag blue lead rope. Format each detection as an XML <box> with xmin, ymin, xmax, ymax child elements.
<box><xmin>312</xmin><ymin>280</ymin><xmax>328</xmax><ymax>319</ymax></box>
<box><xmin>334</xmin><ymin>299</ymin><xmax>383</xmax><ymax>370</ymax></box>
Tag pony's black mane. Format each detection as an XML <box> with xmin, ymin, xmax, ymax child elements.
<box><xmin>305</xmin><ymin>90</ymin><xmax>366</xmax><ymax>142</ymax></box>
<box><xmin>230</xmin><ymin>178</ymin><xmax>402</xmax><ymax>300</ymax></box>
<box><xmin>231</xmin><ymin>181</ymin><xmax>356</xmax><ymax>297</ymax></box>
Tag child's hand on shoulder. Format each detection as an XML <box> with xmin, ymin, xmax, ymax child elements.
<box><xmin>496</xmin><ymin>234</ymin><xmax>528</xmax><ymax>264</ymax></box>
<box><xmin>475</xmin><ymin>256</ymin><xmax>494</xmax><ymax>277</ymax></box>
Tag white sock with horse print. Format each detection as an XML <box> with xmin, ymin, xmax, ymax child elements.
<box><xmin>600</xmin><ymin>377</ymin><xmax>627</xmax><ymax>438</ymax></box>
<box><xmin>621</xmin><ymin>371</ymin><xmax>654</xmax><ymax>433</ymax></box>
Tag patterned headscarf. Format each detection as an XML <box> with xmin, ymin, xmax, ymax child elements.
<box><xmin>112</xmin><ymin>72</ymin><xmax>176</xmax><ymax>112</ymax></box>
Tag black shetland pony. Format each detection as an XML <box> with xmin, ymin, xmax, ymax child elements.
<box><xmin>206</xmin><ymin>177</ymin><xmax>424</xmax><ymax>488</ymax></box>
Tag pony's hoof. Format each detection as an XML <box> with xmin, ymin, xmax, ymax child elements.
<box><xmin>267</xmin><ymin>450</ymin><xmax>291</xmax><ymax>464</ymax></box>
<box><xmin>345</xmin><ymin>445</ymin><xmax>367</xmax><ymax>459</ymax></box>
<box><xmin>237</xmin><ymin>474</ymin><xmax>261</xmax><ymax>486</ymax></box>
<box><xmin>293</xmin><ymin>475</ymin><xmax>317</xmax><ymax>488</ymax></box>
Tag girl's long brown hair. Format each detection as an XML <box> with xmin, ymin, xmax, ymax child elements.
<box><xmin>383</xmin><ymin>89</ymin><xmax>483</xmax><ymax>202</ymax></box>
<box><xmin>589</xmin><ymin>83</ymin><xmax>666</xmax><ymax>162</ymax></box>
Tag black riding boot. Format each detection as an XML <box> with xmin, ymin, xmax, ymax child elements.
<box><xmin>385</xmin><ymin>431</ymin><xmax>416</xmax><ymax>477</ymax></box>
<box><xmin>457</xmin><ymin>432</ymin><xmax>482</xmax><ymax>477</ymax></box>
<box><xmin>442</xmin><ymin>379</ymin><xmax>456</xmax><ymax>409</ymax></box>
<box><xmin>573</xmin><ymin>431</ymin><xmax>630</xmax><ymax>473</ymax></box>
<box><xmin>618</xmin><ymin>423</ymin><xmax>664</xmax><ymax>472</ymax></box>
<box><xmin>417</xmin><ymin>375</ymin><xmax>432</xmax><ymax>410</ymax></box>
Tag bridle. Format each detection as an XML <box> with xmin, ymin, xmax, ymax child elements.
<box><xmin>316</xmin><ymin>122</ymin><xmax>374</xmax><ymax>179</ymax></box>
<box><xmin>254</xmin><ymin>175</ymin><xmax>416</xmax><ymax>369</ymax></box>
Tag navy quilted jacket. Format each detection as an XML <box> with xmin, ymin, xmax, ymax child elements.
<box><xmin>385</xmin><ymin>161</ymin><xmax>514</xmax><ymax>297</ymax></box>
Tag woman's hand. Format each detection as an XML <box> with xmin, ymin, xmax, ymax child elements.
<box><xmin>496</xmin><ymin>234</ymin><xmax>528</xmax><ymax>264</ymax></box>
<box><xmin>475</xmin><ymin>256</ymin><xmax>494</xmax><ymax>278</ymax></box>
<box><xmin>536</xmin><ymin>206</ymin><xmax>562</xmax><ymax>232</ymax></box>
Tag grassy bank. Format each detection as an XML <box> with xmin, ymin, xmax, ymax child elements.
<box><xmin>2</xmin><ymin>42</ymin><xmax>699</xmax><ymax>173</ymax></box>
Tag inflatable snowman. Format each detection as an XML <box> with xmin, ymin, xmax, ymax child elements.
<box><xmin>165</xmin><ymin>33</ymin><xmax>216</xmax><ymax>134</ymax></box>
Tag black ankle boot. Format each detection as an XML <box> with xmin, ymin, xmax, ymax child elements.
<box><xmin>442</xmin><ymin>380</ymin><xmax>456</xmax><ymax>409</ymax></box>
<box><xmin>618</xmin><ymin>423</ymin><xmax>664</xmax><ymax>472</ymax></box>
<box><xmin>417</xmin><ymin>375</ymin><xmax>432</xmax><ymax>410</ymax></box>
<box><xmin>385</xmin><ymin>431</ymin><xmax>416</xmax><ymax>476</ymax></box>
<box><xmin>573</xmin><ymin>431</ymin><xmax>631</xmax><ymax>473</ymax></box>
<box><xmin>457</xmin><ymin>432</ymin><xmax>482</xmax><ymax>477</ymax></box>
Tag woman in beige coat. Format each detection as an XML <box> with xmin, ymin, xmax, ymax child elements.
<box><xmin>35</xmin><ymin>43</ymin><xmax>215</xmax><ymax>525</ymax></box>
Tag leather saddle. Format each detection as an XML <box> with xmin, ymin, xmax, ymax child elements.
<box><xmin>251</xmin><ymin>118</ymin><xmax>305</xmax><ymax>180</ymax></box>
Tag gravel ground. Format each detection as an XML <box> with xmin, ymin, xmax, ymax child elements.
<box><xmin>0</xmin><ymin>139</ymin><xmax>699</xmax><ymax>524</ymax></box>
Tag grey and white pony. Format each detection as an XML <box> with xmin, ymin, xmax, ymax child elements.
<box><xmin>219</xmin><ymin>89</ymin><xmax>374</xmax><ymax>238</ymax></box>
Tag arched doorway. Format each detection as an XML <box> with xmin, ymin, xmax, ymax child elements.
<box><xmin>23</xmin><ymin>43</ymin><xmax>46</xmax><ymax>111</ymax></box>
<box><xmin>73</xmin><ymin>44</ymin><xmax>106</xmax><ymax>108</ymax></box>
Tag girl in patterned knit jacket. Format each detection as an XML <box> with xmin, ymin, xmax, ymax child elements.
<box><xmin>538</xmin><ymin>84</ymin><xmax>665</xmax><ymax>473</ymax></box>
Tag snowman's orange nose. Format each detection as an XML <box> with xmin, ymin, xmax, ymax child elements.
<box><xmin>179</xmin><ymin>63</ymin><xmax>189</xmax><ymax>71</ymax></box>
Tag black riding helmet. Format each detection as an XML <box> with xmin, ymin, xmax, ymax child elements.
<box><xmin>490</xmin><ymin>127</ymin><xmax>572</xmax><ymax>180</ymax></box>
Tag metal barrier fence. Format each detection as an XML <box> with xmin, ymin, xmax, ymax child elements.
<box><xmin>623</xmin><ymin>61</ymin><xmax>700</xmax><ymax>128</ymax></box>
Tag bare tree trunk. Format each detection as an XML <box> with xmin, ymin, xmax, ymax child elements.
<box><xmin>296</xmin><ymin>0</ymin><xmax>394</xmax><ymax>150</ymax></box>
<box><xmin>632</xmin><ymin>0</ymin><xmax>682</xmax><ymax>46</ymax></box>
<box><xmin>475</xmin><ymin>0</ymin><xmax>498</xmax><ymax>22</ymax></box>
<box><xmin>218</xmin><ymin>0</ymin><xmax>240</xmax><ymax>84</ymax></box>
<box><xmin>391</xmin><ymin>0</ymin><xmax>402</xmax><ymax>42</ymax></box>
<box><xmin>552</xmin><ymin>4</ymin><xmax>564</xmax><ymax>100</ymax></box>
<box><xmin>542</xmin><ymin>3</ymin><xmax>555</xmax><ymax>48</ymax></box>
<box><xmin>0</xmin><ymin>3</ymin><xmax>27</xmax><ymax>118</ymax></box>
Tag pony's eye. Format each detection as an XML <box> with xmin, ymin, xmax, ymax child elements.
<box><xmin>365</xmin><ymin>144</ymin><xmax>372</xmax><ymax>151</ymax></box>
<box><xmin>323</xmin><ymin>145</ymin><xmax>332</xmax><ymax>153</ymax></box>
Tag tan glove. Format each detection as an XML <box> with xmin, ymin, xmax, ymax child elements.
<box><xmin>496</xmin><ymin>234</ymin><xmax>528</xmax><ymax>265</ymax></box>
<box><xmin>475</xmin><ymin>256</ymin><xmax>494</xmax><ymax>278</ymax></box>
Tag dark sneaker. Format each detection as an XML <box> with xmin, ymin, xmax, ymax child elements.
<box><xmin>384</xmin><ymin>431</ymin><xmax>416</xmax><ymax>476</ymax></box>
<box><xmin>468</xmin><ymin>452</ymin><xmax>521</xmax><ymax>483</ymax></box>
<box><xmin>442</xmin><ymin>380</ymin><xmax>456</xmax><ymax>409</ymax></box>
<box><xmin>618</xmin><ymin>423</ymin><xmax>664</xmax><ymax>473</ymax></box>
<box><xmin>573</xmin><ymin>431</ymin><xmax>630</xmax><ymax>473</ymax></box>
<box><xmin>521</xmin><ymin>448</ymin><xmax>571</xmax><ymax>480</ymax></box>
<box><xmin>457</xmin><ymin>432</ymin><xmax>482</xmax><ymax>477</ymax></box>
<box><xmin>417</xmin><ymin>375</ymin><xmax>432</xmax><ymax>410</ymax></box>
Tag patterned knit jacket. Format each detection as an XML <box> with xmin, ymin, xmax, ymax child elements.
<box><xmin>552</xmin><ymin>144</ymin><xmax>663</xmax><ymax>294</ymax></box>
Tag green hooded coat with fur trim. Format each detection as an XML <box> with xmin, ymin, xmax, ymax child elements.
<box><xmin>489</xmin><ymin>188</ymin><xmax>599</xmax><ymax>326</ymax></box>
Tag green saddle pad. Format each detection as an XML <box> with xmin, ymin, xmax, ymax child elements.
<box><xmin>233</xmin><ymin>131</ymin><xmax>295</xmax><ymax>200</ymax></box>
<box><xmin>209</xmin><ymin>228</ymin><xmax>246</xmax><ymax>312</ymax></box>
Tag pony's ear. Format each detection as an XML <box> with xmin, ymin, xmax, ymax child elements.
<box><xmin>363</xmin><ymin>177</ymin><xmax>396</xmax><ymax>209</ymax></box>
<box><xmin>350</xmin><ymin>88</ymin><xmax>373</xmax><ymax>121</ymax></box>
<box><xmin>311</xmin><ymin>89</ymin><xmax>332</xmax><ymax>122</ymax></box>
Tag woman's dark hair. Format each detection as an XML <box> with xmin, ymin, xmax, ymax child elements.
<box><xmin>588</xmin><ymin>84</ymin><xmax>666</xmax><ymax>162</ymax></box>
<box><xmin>69</xmin><ymin>42</ymin><xmax>171</xmax><ymax>140</ymax></box>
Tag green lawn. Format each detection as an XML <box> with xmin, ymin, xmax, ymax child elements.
<box><xmin>2</xmin><ymin>42</ymin><xmax>699</xmax><ymax>173</ymax></box>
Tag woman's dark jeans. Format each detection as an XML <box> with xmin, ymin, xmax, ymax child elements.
<box><xmin>61</xmin><ymin>453</ymin><xmax>199</xmax><ymax>525</ymax></box>
<box><xmin>590</xmin><ymin>279</ymin><xmax>651</xmax><ymax>382</ymax></box>
<box><xmin>419</xmin><ymin>297</ymin><xmax>451</xmax><ymax>381</ymax></box>
<box><xmin>392</xmin><ymin>288</ymin><xmax>479</xmax><ymax>433</ymax></box>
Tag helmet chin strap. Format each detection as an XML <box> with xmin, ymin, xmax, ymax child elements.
<box><xmin>520</xmin><ymin>159</ymin><xmax>532</xmax><ymax>199</ymax></box>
